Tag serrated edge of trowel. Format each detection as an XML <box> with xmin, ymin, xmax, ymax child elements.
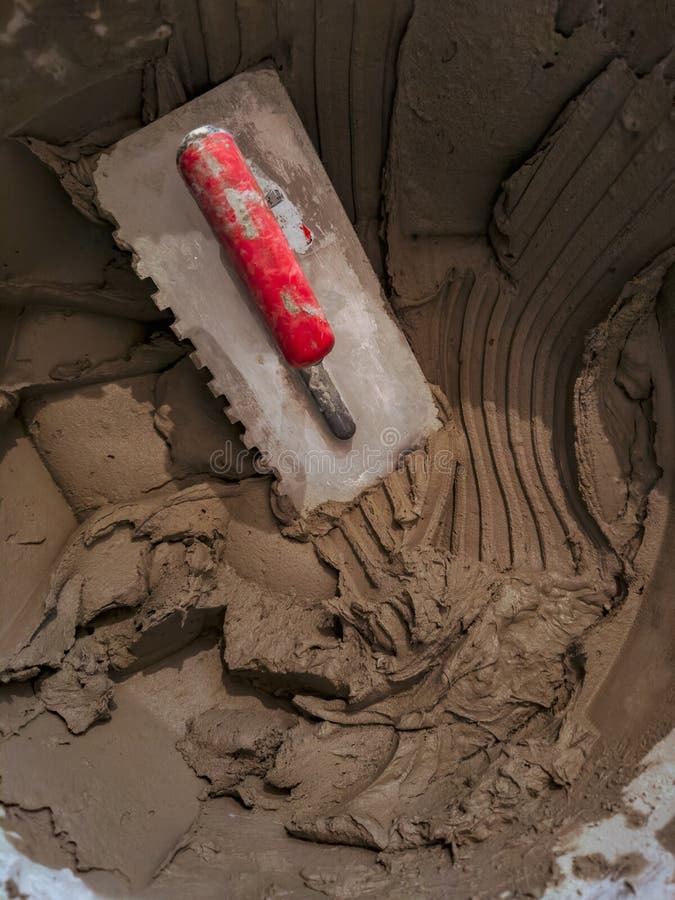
<box><xmin>93</xmin><ymin>204</ymin><xmax>271</xmax><ymax>468</ymax></box>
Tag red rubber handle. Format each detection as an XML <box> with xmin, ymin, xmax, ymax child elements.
<box><xmin>177</xmin><ymin>126</ymin><xmax>335</xmax><ymax>369</ymax></box>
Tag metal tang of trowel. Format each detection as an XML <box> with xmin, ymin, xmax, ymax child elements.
<box><xmin>93</xmin><ymin>68</ymin><xmax>440</xmax><ymax>517</ymax></box>
<box><xmin>176</xmin><ymin>125</ymin><xmax>355</xmax><ymax>441</ymax></box>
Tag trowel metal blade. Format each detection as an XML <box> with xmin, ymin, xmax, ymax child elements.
<box><xmin>93</xmin><ymin>68</ymin><xmax>440</xmax><ymax>517</ymax></box>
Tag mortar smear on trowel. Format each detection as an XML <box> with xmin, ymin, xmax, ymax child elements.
<box><xmin>93</xmin><ymin>68</ymin><xmax>440</xmax><ymax>516</ymax></box>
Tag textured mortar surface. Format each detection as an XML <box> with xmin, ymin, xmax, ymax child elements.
<box><xmin>0</xmin><ymin>2</ymin><xmax>674</xmax><ymax>898</ymax></box>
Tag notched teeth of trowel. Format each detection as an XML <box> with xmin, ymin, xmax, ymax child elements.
<box><xmin>234</xmin><ymin>426</ymin><xmax>259</xmax><ymax>453</ymax></box>
<box><xmin>151</xmin><ymin>291</ymin><xmax>172</xmax><ymax>312</ymax></box>
<box><xmin>170</xmin><ymin>318</ymin><xmax>189</xmax><ymax>342</ymax></box>
<box><xmin>223</xmin><ymin>399</ymin><xmax>242</xmax><ymax>423</ymax></box>
<box><xmin>190</xmin><ymin>349</ymin><xmax>208</xmax><ymax>371</ymax></box>
<box><xmin>202</xmin><ymin>378</ymin><xmax>247</xmax><ymax>438</ymax></box>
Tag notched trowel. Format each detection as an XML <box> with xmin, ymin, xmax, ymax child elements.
<box><xmin>93</xmin><ymin>68</ymin><xmax>440</xmax><ymax>517</ymax></box>
<box><xmin>176</xmin><ymin>125</ymin><xmax>355</xmax><ymax>442</ymax></box>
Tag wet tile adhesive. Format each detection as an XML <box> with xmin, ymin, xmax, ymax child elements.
<box><xmin>2</xmin><ymin>21</ymin><xmax>674</xmax><ymax>897</ymax></box>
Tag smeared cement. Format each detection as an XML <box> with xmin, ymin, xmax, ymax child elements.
<box><xmin>1</xmin><ymin>2</ymin><xmax>674</xmax><ymax>898</ymax></box>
